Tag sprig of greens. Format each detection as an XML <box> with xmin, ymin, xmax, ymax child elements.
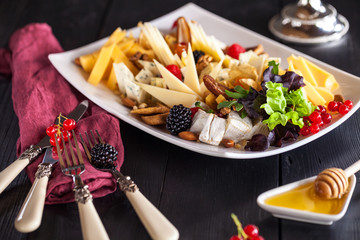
<box><xmin>216</xmin><ymin>85</ymin><xmax>249</xmax><ymax>117</ymax></box>
<box><xmin>268</xmin><ymin>60</ymin><xmax>279</xmax><ymax>75</ymax></box>
<box><xmin>195</xmin><ymin>101</ymin><xmax>214</xmax><ymax>113</ymax></box>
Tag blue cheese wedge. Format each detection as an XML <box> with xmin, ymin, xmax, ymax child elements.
<box><xmin>124</xmin><ymin>79</ymin><xmax>147</xmax><ymax>103</ymax></box>
<box><xmin>135</xmin><ymin>68</ymin><xmax>153</xmax><ymax>84</ymax></box>
<box><xmin>223</xmin><ymin>111</ymin><xmax>252</xmax><ymax>142</ymax></box>
<box><xmin>150</xmin><ymin>77</ymin><xmax>166</xmax><ymax>88</ymax></box>
<box><xmin>138</xmin><ymin>60</ymin><xmax>160</xmax><ymax>76</ymax></box>
<box><xmin>113</xmin><ymin>62</ymin><xmax>134</xmax><ymax>94</ymax></box>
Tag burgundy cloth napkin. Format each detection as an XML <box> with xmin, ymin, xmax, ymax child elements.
<box><xmin>0</xmin><ymin>23</ymin><xmax>124</xmax><ymax>204</ymax></box>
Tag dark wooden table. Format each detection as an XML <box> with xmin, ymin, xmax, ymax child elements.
<box><xmin>1</xmin><ymin>0</ymin><xmax>359</xmax><ymax>239</ymax></box>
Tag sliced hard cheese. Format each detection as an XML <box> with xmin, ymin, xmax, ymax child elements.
<box><xmin>302</xmin><ymin>58</ymin><xmax>339</xmax><ymax>91</ymax></box>
<box><xmin>88</xmin><ymin>43</ymin><xmax>116</xmax><ymax>85</ymax></box>
<box><xmin>314</xmin><ymin>86</ymin><xmax>335</xmax><ymax>103</ymax></box>
<box><xmin>154</xmin><ymin>60</ymin><xmax>198</xmax><ymax>96</ymax></box>
<box><xmin>184</xmin><ymin>44</ymin><xmax>201</xmax><ymax>95</ymax></box>
<box><xmin>137</xmin><ymin>83</ymin><xmax>198</xmax><ymax>108</ymax></box>
<box><xmin>79</xmin><ymin>50</ymin><xmax>99</xmax><ymax>73</ymax></box>
<box><xmin>112</xmin><ymin>45</ymin><xmax>139</xmax><ymax>75</ymax></box>
<box><xmin>302</xmin><ymin>79</ymin><xmax>326</xmax><ymax>106</ymax></box>
<box><xmin>107</xmin><ymin>68</ymin><xmax>117</xmax><ymax>91</ymax></box>
<box><xmin>288</xmin><ymin>55</ymin><xmax>318</xmax><ymax>86</ymax></box>
<box><xmin>104</xmin><ymin>28</ymin><xmax>126</xmax><ymax>46</ymax></box>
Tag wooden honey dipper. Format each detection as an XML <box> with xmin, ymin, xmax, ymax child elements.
<box><xmin>314</xmin><ymin>160</ymin><xmax>360</xmax><ymax>199</ymax></box>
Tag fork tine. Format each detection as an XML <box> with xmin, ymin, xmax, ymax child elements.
<box><xmin>61</xmin><ymin>132</ymin><xmax>72</xmax><ymax>167</ymax></box>
<box><xmin>72</xmin><ymin>130</ymin><xmax>84</xmax><ymax>165</ymax></box>
<box><xmin>85</xmin><ymin>132</ymin><xmax>94</xmax><ymax>149</ymax></box>
<box><xmin>90</xmin><ymin>130</ymin><xmax>98</xmax><ymax>145</ymax></box>
<box><xmin>55</xmin><ymin>133</ymin><xmax>66</xmax><ymax>169</ymax></box>
<box><xmin>79</xmin><ymin>133</ymin><xmax>91</xmax><ymax>161</ymax></box>
<box><xmin>95</xmin><ymin>130</ymin><xmax>104</xmax><ymax>144</ymax></box>
<box><xmin>66</xmin><ymin>131</ymin><xmax>78</xmax><ymax>166</ymax></box>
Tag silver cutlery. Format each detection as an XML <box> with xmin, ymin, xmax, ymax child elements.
<box><xmin>55</xmin><ymin>131</ymin><xmax>109</xmax><ymax>240</ymax></box>
<box><xmin>14</xmin><ymin>147</ymin><xmax>57</xmax><ymax>232</ymax></box>
<box><xmin>0</xmin><ymin>100</ymin><xmax>88</xmax><ymax>194</ymax></box>
<box><xmin>80</xmin><ymin>130</ymin><xmax>179</xmax><ymax>240</ymax></box>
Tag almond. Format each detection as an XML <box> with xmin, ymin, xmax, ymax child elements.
<box><xmin>221</xmin><ymin>139</ymin><xmax>235</xmax><ymax>148</ymax></box>
<box><xmin>121</xmin><ymin>97</ymin><xmax>136</xmax><ymax>108</ymax></box>
<box><xmin>178</xmin><ymin>131</ymin><xmax>198</xmax><ymax>141</ymax></box>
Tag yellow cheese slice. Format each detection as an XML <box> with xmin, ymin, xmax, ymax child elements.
<box><xmin>288</xmin><ymin>55</ymin><xmax>318</xmax><ymax>86</ymax></box>
<box><xmin>154</xmin><ymin>60</ymin><xmax>198</xmax><ymax>96</ymax></box>
<box><xmin>184</xmin><ymin>44</ymin><xmax>201</xmax><ymax>95</ymax></box>
<box><xmin>314</xmin><ymin>86</ymin><xmax>334</xmax><ymax>103</ymax></box>
<box><xmin>104</xmin><ymin>28</ymin><xmax>126</xmax><ymax>46</ymax></box>
<box><xmin>106</xmin><ymin>68</ymin><xmax>117</xmax><ymax>91</ymax></box>
<box><xmin>112</xmin><ymin>45</ymin><xmax>139</xmax><ymax>75</ymax></box>
<box><xmin>88</xmin><ymin>43</ymin><xmax>116</xmax><ymax>85</ymax></box>
<box><xmin>137</xmin><ymin>83</ymin><xmax>198</xmax><ymax>108</ymax></box>
<box><xmin>303</xmin><ymin>79</ymin><xmax>326</xmax><ymax>106</ymax></box>
<box><xmin>79</xmin><ymin>50</ymin><xmax>99</xmax><ymax>73</ymax></box>
<box><xmin>301</xmin><ymin>57</ymin><xmax>339</xmax><ymax>91</ymax></box>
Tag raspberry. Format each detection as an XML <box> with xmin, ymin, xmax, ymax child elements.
<box><xmin>227</xmin><ymin>43</ymin><xmax>245</xmax><ymax>59</ymax></box>
<box><xmin>166</xmin><ymin>64</ymin><xmax>182</xmax><ymax>80</ymax></box>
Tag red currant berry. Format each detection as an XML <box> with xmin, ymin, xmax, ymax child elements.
<box><xmin>229</xmin><ymin>236</ymin><xmax>242</xmax><ymax>240</ymax></box>
<box><xmin>227</xmin><ymin>43</ymin><xmax>245</xmax><ymax>59</ymax></box>
<box><xmin>63</xmin><ymin>118</ymin><xmax>76</xmax><ymax>131</ymax></box>
<box><xmin>309</xmin><ymin>111</ymin><xmax>322</xmax><ymax>124</ymax></box>
<box><xmin>50</xmin><ymin>136</ymin><xmax>61</xmax><ymax>147</ymax></box>
<box><xmin>344</xmin><ymin>100</ymin><xmax>353</xmax><ymax>109</ymax></box>
<box><xmin>252</xmin><ymin>236</ymin><xmax>265</xmax><ymax>240</ymax></box>
<box><xmin>303</xmin><ymin>116</ymin><xmax>311</xmax><ymax>126</ymax></box>
<box><xmin>46</xmin><ymin>126</ymin><xmax>56</xmax><ymax>137</ymax></box>
<box><xmin>243</xmin><ymin>224</ymin><xmax>259</xmax><ymax>238</ymax></box>
<box><xmin>327</xmin><ymin>101</ymin><xmax>338</xmax><ymax>112</ymax></box>
<box><xmin>310</xmin><ymin>124</ymin><xmax>320</xmax><ymax>134</ymax></box>
<box><xmin>166</xmin><ymin>64</ymin><xmax>182</xmax><ymax>80</ymax></box>
<box><xmin>318</xmin><ymin>120</ymin><xmax>324</xmax><ymax>127</ymax></box>
<box><xmin>316</xmin><ymin>105</ymin><xmax>326</xmax><ymax>113</ymax></box>
<box><xmin>300</xmin><ymin>126</ymin><xmax>311</xmax><ymax>136</ymax></box>
<box><xmin>339</xmin><ymin>104</ymin><xmax>350</xmax><ymax>115</ymax></box>
<box><xmin>321</xmin><ymin>112</ymin><xmax>332</xmax><ymax>124</ymax></box>
<box><xmin>61</xmin><ymin>130</ymin><xmax>72</xmax><ymax>142</ymax></box>
<box><xmin>190</xmin><ymin>107</ymin><xmax>200</xmax><ymax>118</ymax></box>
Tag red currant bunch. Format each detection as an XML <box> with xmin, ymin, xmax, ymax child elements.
<box><xmin>46</xmin><ymin>115</ymin><xmax>77</xmax><ymax>147</ymax></box>
<box><xmin>300</xmin><ymin>105</ymin><xmax>333</xmax><ymax>136</ymax></box>
<box><xmin>327</xmin><ymin>99</ymin><xmax>353</xmax><ymax>115</ymax></box>
<box><xmin>229</xmin><ymin>213</ymin><xmax>264</xmax><ymax>240</ymax></box>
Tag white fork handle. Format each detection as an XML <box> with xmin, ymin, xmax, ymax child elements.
<box><xmin>14</xmin><ymin>176</ymin><xmax>48</xmax><ymax>232</ymax></box>
<box><xmin>0</xmin><ymin>158</ymin><xmax>30</xmax><ymax>194</ymax></box>
<box><xmin>78</xmin><ymin>200</ymin><xmax>109</xmax><ymax>240</ymax></box>
<box><xmin>125</xmin><ymin>190</ymin><xmax>179</xmax><ymax>240</ymax></box>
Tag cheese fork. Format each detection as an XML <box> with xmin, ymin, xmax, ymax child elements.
<box><xmin>55</xmin><ymin>131</ymin><xmax>109</xmax><ymax>240</ymax></box>
<box><xmin>80</xmin><ymin>130</ymin><xmax>179</xmax><ymax>240</ymax></box>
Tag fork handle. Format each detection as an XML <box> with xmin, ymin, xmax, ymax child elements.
<box><xmin>78</xmin><ymin>200</ymin><xmax>109</xmax><ymax>240</ymax></box>
<box><xmin>125</xmin><ymin>190</ymin><xmax>179</xmax><ymax>240</ymax></box>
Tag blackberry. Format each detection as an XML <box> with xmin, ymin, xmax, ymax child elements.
<box><xmin>193</xmin><ymin>50</ymin><xmax>205</xmax><ymax>63</ymax></box>
<box><xmin>166</xmin><ymin>104</ymin><xmax>192</xmax><ymax>135</ymax></box>
<box><xmin>90</xmin><ymin>143</ymin><xmax>118</xmax><ymax>170</ymax></box>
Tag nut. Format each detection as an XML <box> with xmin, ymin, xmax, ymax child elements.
<box><xmin>334</xmin><ymin>94</ymin><xmax>344</xmax><ymax>103</ymax></box>
<box><xmin>196</xmin><ymin>55</ymin><xmax>213</xmax><ymax>73</ymax></box>
<box><xmin>121</xmin><ymin>97</ymin><xmax>136</xmax><ymax>108</ymax></box>
<box><xmin>221</xmin><ymin>139</ymin><xmax>235</xmax><ymax>148</ymax></box>
<box><xmin>129</xmin><ymin>51</ymin><xmax>151</xmax><ymax>69</ymax></box>
<box><xmin>74</xmin><ymin>57</ymin><xmax>81</xmax><ymax>66</ymax></box>
<box><xmin>246</xmin><ymin>44</ymin><xmax>264</xmax><ymax>55</ymax></box>
<box><xmin>203</xmin><ymin>75</ymin><xmax>232</xmax><ymax>98</ymax></box>
<box><xmin>178</xmin><ymin>131</ymin><xmax>198</xmax><ymax>141</ymax></box>
<box><xmin>220</xmin><ymin>107</ymin><xmax>231</xmax><ymax>116</ymax></box>
<box><xmin>139</xmin><ymin>103</ymin><xmax>148</xmax><ymax>109</ymax></box>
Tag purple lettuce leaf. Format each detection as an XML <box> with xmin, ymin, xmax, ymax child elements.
<box><xmin>262</xmin><ymin>66</ymin><xmax>305</xmax><ymax>92</ymax></box>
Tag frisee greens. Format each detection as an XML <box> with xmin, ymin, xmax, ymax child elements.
<box><xmin>260</xmin><ymin>81</ymin><xmax>315</xmax><ymax>130</ymax></box>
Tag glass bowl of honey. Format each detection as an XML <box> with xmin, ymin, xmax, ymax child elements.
<box><xmin>257</xmin><ymin>175</ymin><xmax>356</xmax><ymax>225</ymax></box>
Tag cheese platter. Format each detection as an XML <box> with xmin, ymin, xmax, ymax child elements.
<box><xmin>49</xmin><ymin>3</ymin><xmax>360</xmax><ymax>159</ymax></box>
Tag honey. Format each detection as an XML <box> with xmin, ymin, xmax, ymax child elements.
<box><xmin>265</xmin><ymin>182</ymin><xmax>349</xmax><ymax>214</ymax></box>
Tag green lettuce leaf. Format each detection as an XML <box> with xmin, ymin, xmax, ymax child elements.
<box><xmin>263</xmin><ymin>112</ymin><xmax>288</xmax><ymax>130</ymax></box>
<box><xmin>260</xmin><ymin>81</ymin><xmax>287</xmax><ymax>114</ymax></box>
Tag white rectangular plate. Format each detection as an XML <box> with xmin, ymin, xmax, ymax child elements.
<box><xmin>49</xmin><ymin>3</ymin><xmax>360</xmax><ymax>159</ymax></box>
